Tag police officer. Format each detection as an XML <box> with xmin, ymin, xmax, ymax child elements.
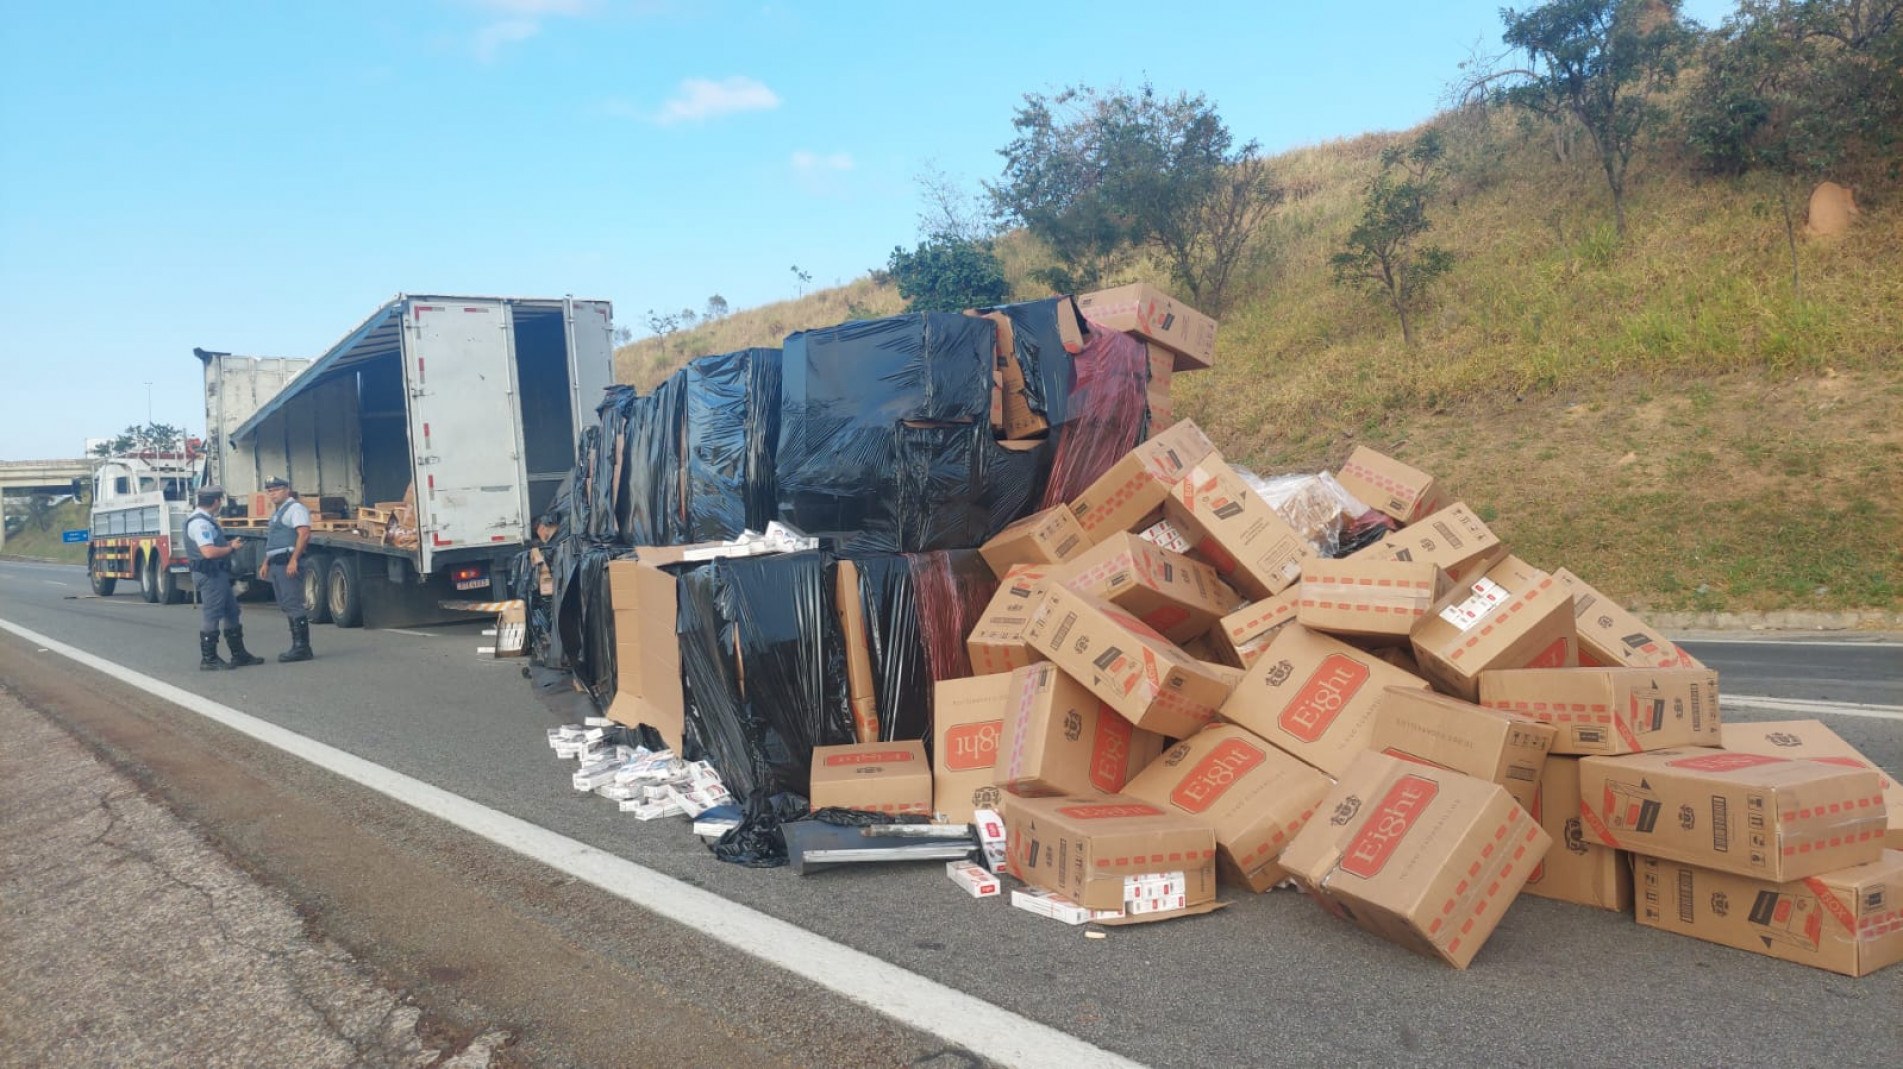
<box><xmin>185</xmin><ymin>486</ymin><xmax>265</xmax><ymax>670</ymax></box>
<box><xmin>257</xmin><ymin>476</ymin><xmax>315</xmax><ymax>662</ymax></box>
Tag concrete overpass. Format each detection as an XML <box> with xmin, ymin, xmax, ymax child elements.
<box><xmin>0</xmin><ymin>458</ymin><xmax>98</xmax><ymax>553</ymax></box>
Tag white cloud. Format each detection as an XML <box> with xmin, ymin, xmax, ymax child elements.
<box><xmin>790</xmin><ymin>150</ymin><xmax>853</xmax><ymax>173</ymax></box>
<box><xmin>656</xmin><ymin>76</ymin><xmax>781</xmax><ymax>125</ymax></box>
<box><xmin>473</xmin><ymin>18</ymin><xmax>541</xmax><ymax>61</ymax></box>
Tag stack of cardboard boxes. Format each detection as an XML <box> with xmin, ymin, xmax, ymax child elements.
<box><xmin>906</xmin><ymin>427</ymin><xmax>1898</xmax><ymax>974</ymax></box>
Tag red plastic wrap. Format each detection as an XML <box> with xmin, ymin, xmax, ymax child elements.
<box><xmin>1038</xmin><ymin>325</ymin><xmax>1151</xmax><ymax>509</ymax></box>
<box><xmin>908</xmin><ymin>549</ymin><xmax>998</xmax><ymax>682</ymax></box>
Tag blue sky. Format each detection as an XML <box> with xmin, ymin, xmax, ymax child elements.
<box><xmin>0</xmin><ymin>0</ymin><xmax>1736</xmax><ymax>458</ymax></box>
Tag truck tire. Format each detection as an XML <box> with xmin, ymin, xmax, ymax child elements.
<box><xmin>301</xmin><ymin>554</ymin><xmax>332</xmax><ymax>624</ymax></box>
<box><xmin>88</xmin><ymin>553</ymin><xmax>116</xmax><ymax>597</ymax></box>
<box><xmin>157</xmin><ymin>562</ymin><xmax>186</xmax><ymax>605</ymax></box>
<box><xmin>327</xmin><ymin>555</ymin><xmax>363</xmax><ymax>628</ymax></box>
<box><xmin>139</xmin><ymin>552</ymin><xmax>161</xmax><ymax>603</ymax></box>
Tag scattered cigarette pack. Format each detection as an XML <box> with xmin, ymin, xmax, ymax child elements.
<box><xmin>947</xmin><ymin>860</ymin><xmax>1001</xmax><ymax>898</ymax></box>
<box><xmin>1010</xmin><ymin>888</ymin><xmax>1122</xmax><ymax>925</ymax></box>
<box><xmin>972</xmin><ymin>809</ymin><xmax>1009</xmax><ymax>873</ymax></box>
<box><xmin>594</xmin><ymin>783</ymin><xmax>638</xmax><ymax>802</ymax></box>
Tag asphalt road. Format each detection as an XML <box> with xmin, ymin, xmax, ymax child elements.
<box><xmin>3</xmin><ymin>557</ymin><xmax>1899</xmax><ymax>1067</ymax></box>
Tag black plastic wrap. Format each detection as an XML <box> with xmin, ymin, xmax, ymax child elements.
<box><xmin>682</xmin><ymin>348</ymin><xmax>782</xmax><ymax>543</ymax></box>
<box><xmin>980</xmin><ymin>296</ymin><xmax>1083</xmax><ymax>429</ymax></box>
<box><xmin>777</xmin><ymin>313</ymin><xmax>1050</xmax><ymax>553</ymax></box>
<box><xmin>543</xmin><ymin>538</ymin><xmax>617</xmax><ymax>713</ymax></box>
<box><xmin>623</xmin><ymin>377</ymin><xmax>687</xmax><ymax>546</ymax></box>
<box><xmin>676</xmin><ymin>551</ymin><xmax>854</xmax><ymax>802</ymax></box>
<box><xmin>848</xmin><ymin>555</ymin><xmax>931</xmax><ymax>744</ymax></box>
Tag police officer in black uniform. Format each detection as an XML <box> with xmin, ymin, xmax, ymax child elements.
<box><xmin>184</xmin><ymin>485</ymin><xmax>265</xmax><ymax>670</ymax></box>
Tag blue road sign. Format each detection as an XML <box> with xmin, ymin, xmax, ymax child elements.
<box><xmin>62</xmin><ymin>529</ymin><xmax>90</xmax><ymax>543</ymax></box>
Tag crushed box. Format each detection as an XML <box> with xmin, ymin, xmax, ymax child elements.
<box><xmin>1410</xmin><ymin>555</ymin><xmax>1577</xmax><ymax>702</ymax></box>
<box><xmin>1219</xmin><ymin>624</ymin><xmax>1432</xmax><ymax>777</ymax></box>
<box><xmin>994</xmin><ymin>663</ymin><xmax>1166</xmax><ymax>797</ymax></box>
<box><xmin>1024</xmin><ymin>584</ymin><xmax>1237</xmax><ymax>738</ymax></box>
<box><xmin>1054</xmin><ymin>532</ymin><xmax>1241</xmax><ymax>644</ymax></box>
<box><xmin>1076</xmin><ymin>282</ymin><xmax>1218</xmax><ymax>371</ymax></box>
<box><xmin>1066</xmin><ymin>420</ymin><xmax>1217</xmax><ymax>542</ymax></box>
<box><xmin>1366</xmin><ymin>686</ymin><xmax>1556</xmax><ymax>814</ymax></box>
<box><xmin>1635</xmin><ymin>851</ymin><xmax>1903</xmax><ymax>977</ymax></box>
<box><xmin>808</xmin><ymin>740</ymin><xmax>934</xmax><ymax>816</ymax></box>
<box><xmin>1522</xmin><ymin>755</ymin><xmax>1632</xmax><ymax>911</ymax></box>
<box><xmin>1280</xmin><ymin>751</ymin><xmax>1552</xmax><ymax>969</ymax></box>
<box><xmin>1334</xmin><ymin>446</ymin><xmax>1447</xmax><ymax>525</ymax></box>
<box><xmin>1478</xmin><ymin>666</ymin><xmax>1721</xmax><ymax>756</ymax></box>
<box><xmin>834</xmin><ymin>559</ymin><xmax>880</xmax><ymax>741</ymax></box>
<box><xmin>1123</xmin><ymin>724</ymin><xmax>1335</xmax><ymax>892</ymax></box>
<box><xmin>1002</xmin><ymin>792</ymin><xmax>1219</xmax><ymax>912</ymax></box>
<box><xmin>1297</xmin><ymin>558</ymin><xmax>1450</xmax><ymax>643</ymax></box>
<box><xmin>932</xmin><ymin>674</ymin><xmax>1014</xmax><ymax>822</ymax></box>
<box><xmin>1164</xmin><ymin>456</ymin><xmax>1311</xmax><ymax>600</ymax></box>
<box><xmin>1722</xmin><ymin>720</ymin><xmax>1903</xmax><ymax>851</ymax></box>
<box><xmin>1577</xmin><ymin>748</ymin><xmax>1886</xmax><ymax>881</ymax></box>
<box><xmin>967</xmin><ymin>564</ymin><xmax>1053</xmax><ymax>676</ymax></box>
<box><xmin>1213</xmin><ymin>588</ymin><xmax>1302</xmax><ymax>668</ymax></box>
<box><xmin>1553</xmin><ymin>568</ymin><xmax>1703</xmax><ymax>670</ymax></box>
<box><xmin>979</xmin><ymin>505</ymin><xmax>1088</xmax><ymax>578</ymax></box>
<box><xmin>604</xmin><ymin>559</ymin><xmax>686</xmax><ymax>749</ymax></box>
<box><xmin>1353</xmin><ymin>502</ymin><xmax>1504</xmax><ymax>584</ymax></box>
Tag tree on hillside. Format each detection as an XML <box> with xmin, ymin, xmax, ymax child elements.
<box><xmin>1498</xmin><ymin>0</ymin><xmax>1696</xmax><ymax>238</ymax></box>
<box><xmin>90</xmin><ymin>422</ymin><xmax>185</xmax><ymax>458</ymax></box>
<box><xmin>886</xmin><ymin>237</ymin><xmax>1011</xmax><ymax>313</ymax></box>
<box><xmin>1331</xmin><ymin>132</ymin><xmax>1456</xmax><ymax>347</ymax></box>
<box><xmin>988</xmin><ymin>83</ymin><xmax>1281</xmax><ymax>314</ymax></box>
<box><xmin>704</xmin><ymin>294</ymin><xmax>730</xmax><ymax>321</ymax></box>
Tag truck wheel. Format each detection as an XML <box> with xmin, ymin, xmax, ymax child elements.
<box><xmin>157</xmin><ymin>562</ymin><xmax>186</xmax><ymax>605</ymax></box>
<box><xmin>89</xmin><ymin>553</ymin><xmax>117</xmax><ymax>597</ymax></box>
<box><xmin>327</xmin><ymin>556</ymin><xmax>363</xmax><ymax>628</ymax></box>
<box><xmin>140</xmin><ymin>552</ymin><xmax>161</xmax><ymax>603</ymax></box>
<box><xmin>301</xmin><ymin>554</ymin><xmax>332</xmax><ymax>624</ymax></box>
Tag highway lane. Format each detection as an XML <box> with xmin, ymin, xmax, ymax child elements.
<box><xmin>2</xmin><ymin>558</ymin><xmax>1898</xmax><ymax>1067</ymax></box>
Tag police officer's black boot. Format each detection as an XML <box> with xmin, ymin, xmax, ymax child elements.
<box><xmin>278</xmin><ymin>618</ymin><xmax>314</xmax><ymax>663</ymax></box>
<box><xmin>223</xmin><ymin>626</ymin><xmax>265</xmax><ymax>668</ymax></box>
<box><xmin>199</xmin><ymin>631</ymin><xmax>229</xmax><ymax>671</ymax></box>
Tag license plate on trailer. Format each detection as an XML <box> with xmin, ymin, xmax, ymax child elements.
<box><xmin>455</xmin><ymin>578</ymin><xmax>490</xmax><ymax>591</ymax></box>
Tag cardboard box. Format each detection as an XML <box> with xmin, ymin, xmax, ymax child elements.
<box><xmin>1023</xmin><ymin>585</ymin><xmax>1237</xmax><ymax>738</ymax></box>
<box><xmin>1478</xmin><ymin>666</ymin><xmax>1721</xmax><ymax>756</ymax></box>
<box><xmin>1722</xmin><ymin>720</ymin><xmax>1903</xmax><ymax>851</ymax></box>
<box><xmin>1410</xmin><ymin>556</ymin><xmax>1577</xmax><ymax>702</ymax></box>
<box><xmin>1280</xmin><ymin>751</ymin><xmax>1552</xmax><ymax>969</ymax></box>
<box><xmin>1076</xmin><ymin>282</ymin><xmax>1218</xmax><ymax>371</ymax></box>
<box><xmin>1002</xmin><ymin>792</ymin><xmax>1219</xmax><ymax>911</ymax></box>
<box><xmin>1164</xmin><ymin>456</ymin><xmax>1311</xmax><ymax>600</ymax></box>
<box><xmin>1367</xmin><ymin>686</ymin><xmax>1556</xmax><ymax>814</ymax></box>
<box><xmin>604</xmin><ymin>559</ymin><xmax>685</xmax><ymax>749</ymax></box>
<box><xmin>967</xmin><ymin>311</ymin><xmax>1048</xmax><ymax>439</ymax></box>
<box><xmin>1553</xmin><ymin>569</ymin><xmax>1703</xmax><ymax>670</ymax></box>
<box><xmin>808</xmin><ymin>740</ymin><xmax>934</xmax><ymax>816</ymax></box>
<box><xmin>1146</xmin><ymin>343</ymin><xmax>1175</xmax><ymax>428</ymax></box>
<box><xmin>1123</xmin><ymin>724</ymin><xmax>1335</xmax><ymax>892</ymax></box>
<box><xmin>1219</xmin><ymin>625</ymin><xmax>1432</xmax><ymax>776</ymax></box>
<box><xmin>1297</xmin><ymin>558</ymin><xmax>1450</xmax><ymax>643</ymax></box>
<box><xmin>980</xmin><ymin>506</ymin><xmax>1088</xmax><ymax>578</ymax></box>
<box><xmin>1635</xmin><ymin>851</ymin><xmax>1903</xmax><ymax>977</ymax></box>
<box><xmin>1053</xmin><ymin>532</ymin><xmax>1241</xmax><ymax>644</ymax></box>
<box><xmin>1214</xmin><ymin>588</ymin><xmax>1302</xmax><ymax>668</ymax></box>
<box><xmin>833</xmin><ymin>560</ymin><xmax>879</xmax><ymax>739</ymax></box>
<box><xmin>994</xmin><ymin>663</ymin><xmax>1166</xmax><ymax>797</ymax></box>
<box><xmin>932</xmin><ymin>674</ymin><xmax>1013</xmax><ymax>822</ymax></box>
<box><xmin>1522</xmin><ymin>755</ymin><xmax>1632</xmax><ymax>911</ymax></box>
<box><xmin>967</xmin><ymin>564</ymin><xmax>1053</xmax><ymax>677</ymax></box>
<box><xmin>1353</xmin><ymin>502</ymin><xmax>1504</xmax><ymax>584</ymax></box>
<box><xmin>493</xmin><ymin>601</ymin><xmax>527</xmax><ymax>658</ymax></box>
<box><xmin>1577</xmin><ymin>748</ymin><xmax>1886</xmax><ymax>881</ymax></box>
<box><xmin>1334</xmin><ymin>446</ymin><xmax>1447</xmax><ymax>525</ymax></box>
<box><xmin>1067</xmin><ymin>420</ymin><xmax>1217</xmax><ymax>542</ymax></box>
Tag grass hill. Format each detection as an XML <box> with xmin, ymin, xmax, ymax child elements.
<box><xmin>614</xmin><ymin>109</ymin><xmax>1901</xmax><ymax>616</ymax></box>
<box><xmin>2</xmin><ymin>498</ymin><xmax>89</xmax><ymax>564</ymax></box>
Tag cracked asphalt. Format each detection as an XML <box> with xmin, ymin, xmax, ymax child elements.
<box><xmin>0</xmin><ymin>683</ymin><xmax>511</xmax><ymax>1069</ymax></box>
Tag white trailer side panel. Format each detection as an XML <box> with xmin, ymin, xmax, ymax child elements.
<box><xmin>402</xmin><ymin>299</ymin><xmax>527</xmax><ymax>573</ymax></box>
<box><xmin>202</xmin><ymin>355</ymin><xmax>312</xmax><ymax>497</ymax></box>
<box><xmin>565</xmin><ymin>298</ymin><xmax>616</xmax><ymax>442</ymax></box>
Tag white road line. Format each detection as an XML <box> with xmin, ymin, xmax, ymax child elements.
<box><xmin>1683</xmin><ymin>639</ymin><xmax>1903</xmax><ymax>649</ymax></box>
<box><xmin>0</xmin><ymin>617</ymin><xmax>1144</xmax><ymax>1069</ymax></box>
<box><xmin>1724</xmin><ymin>694</ymin><xmax>1903</xmax><ymax>722</ymax></box>
<box><xmin>40</xmin><ymin>580</ymin><xmax>71</xmax><ymax>587</ymax></box>
<box><xmin>384</xmin><ymin>628</ymin><xmax>439</xmax><ymax>638</ymax></box>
